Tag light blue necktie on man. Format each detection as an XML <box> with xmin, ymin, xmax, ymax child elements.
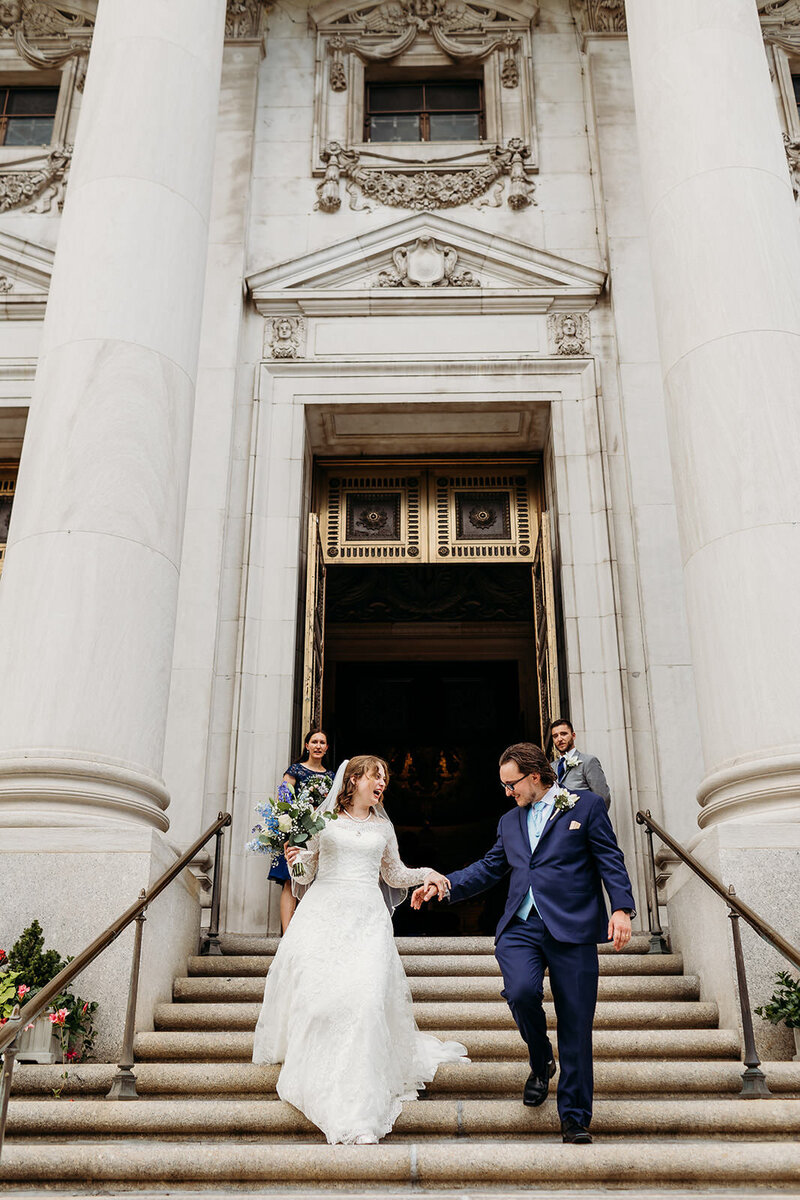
<box><xmin>516</xmin><ymin>795</ymin><xmax>553</xmax><ymax>922</ymax></box>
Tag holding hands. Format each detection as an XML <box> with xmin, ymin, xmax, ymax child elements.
<box><xmin>412</xmin><ymin>871</ymin><xmax>451</xmax><ymax>909</ymax></box>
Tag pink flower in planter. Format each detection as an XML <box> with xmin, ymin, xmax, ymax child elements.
<box><xmin>64</xmin><ymin>1049</ymin><xmax>79</xmax><ymax>1062</ymax></box>
<box><xmin>81</xmin><ymin>1002</ymin><xmax>89</xmax><ymax>1015</ymax></box>
<box><xmin>17</xmin><ymin>984</ymin><xmax>30</xmax><ymax>999</ymax></box>
<box><xmin>49</xmin><ymin>1008</ymin><xmax>68</xmax><ymax>1025</ymax></box>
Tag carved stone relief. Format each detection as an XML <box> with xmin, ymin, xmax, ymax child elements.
<box><xmin>548</xmin><ymin>312</ymin><xmax>590</xmax><ymax>355</ymax></box>
<box><xmin>0</xmin><ymin>144</ymin><xmax>71</xmax><ymax>214</ymax></box>
<box><xmin>0</xmin><ymin>274</ymin><xmax>13</xmax><ymax>293</ymax></box>
<box><xmin>226</xmin><ymin>0</ymin><xmax>273</xmax><ymax>39</ymax></box>
<box><xmin>265</xmin><ymin>315</ymin><xmax>306</xmax><ymax>358</ymax></box>
<box><xmin>316</xmin><ymin>137</ymin><xmax>535</xmax><ymax>212</ymax></box>
<box><xmin>574</xmin><ymin>0</ymin><xmax>626</xmax><ymax>35</ymax></box>
<box><xmin>0</xmin><ymin>1</ymin><xmax>93</xmax><ymax>74</ymax></box>
<box><xmin>375</xmin><ymin>236</ymin><xmax>480</xmax><ymax>286</ymax></box>
<box><xmin>784</xmin><ymin>132</ymin><xmax>800</xmax><ymax>203</ymax></box>
<box><xmin>324</xmin><ymin>0</ymin><xmax>520</xmax><ymax>91</ymax></box>
<box><xmin>759</xmin><ymin>1</ymin><xmax>800</xmax><ymax>52</ymax></box>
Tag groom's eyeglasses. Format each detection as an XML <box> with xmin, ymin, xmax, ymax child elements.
<box><xmin>501</xmin><ymin>772</ymin><xmax>531</xmax><ymax>793</ymax></box>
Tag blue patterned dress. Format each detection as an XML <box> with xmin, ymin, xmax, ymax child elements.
<box><xmin>268</xmin><ymin>762</ymin><xmax>335</xmax><ymax>882</ymax></box>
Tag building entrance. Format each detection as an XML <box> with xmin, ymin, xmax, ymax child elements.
<box><xmin>303</xmin><ymin>460</ymin><xmax>563</xmax><ymax>934</ymax></box>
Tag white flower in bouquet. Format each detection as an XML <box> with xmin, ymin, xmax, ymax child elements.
<box><xmin>245</xmin><ymin>779</ymin><xmax>337</xmax><ymax>875</ymax></box>
<box><xmin>277</xmin><ymin>813</ymin><xmax>293</xmax><ymax>833</ymax></box>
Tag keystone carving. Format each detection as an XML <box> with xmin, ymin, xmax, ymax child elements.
<box><xmin>375</xmin><ymin>236</ymin><xmax>481</xmax><ymax>286</ymax></box>
<box><xmin>316</xmin><ymin>137</ymin><xmax>535</xmax><ymax>212</ymax></box>
<box><xmin>759</xmin><ymin>0</ymin><xmax>800</xmax><ymax>50</ymax></box>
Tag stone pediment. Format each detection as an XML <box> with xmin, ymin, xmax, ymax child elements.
<box><xmin>246</xmin><ymin>212</ymin><xmax>605</xmax><ymax>316</ymax></box>
<box><xmin>0</xmin><ymin>230</ymin><xmax>52</xmax><ymax>319</ymax></box>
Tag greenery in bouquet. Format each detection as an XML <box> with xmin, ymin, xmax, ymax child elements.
<box><xmin>0</xmin><ymin>921</ymin><xmax>98</xmax><ymax>1064</ymax></box>
<box><xmin>247</xmin><ymin>778</ymin><xmax>337</xmax><ymax>876</ymax></box>
<box><xmin>755</xmin><ymin>970</ymin><xmax>800</xmax><ymax>1030</ymax></box>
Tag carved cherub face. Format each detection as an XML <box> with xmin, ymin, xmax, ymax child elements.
<box><xmin>561</xmin><ymin>315</ymin><xmax>577</xmax><ymax>336</ymax></box>
<box><xmin>276</xmin><ymin>318</ymin><xmax>294</xmax><ymax>340</ymax></box>
<box><xmin>0</xmin><ymin>1</ymin><xmax>22</xmax><ymax>27</ymax></box>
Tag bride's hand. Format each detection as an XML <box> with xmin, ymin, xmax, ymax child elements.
<box><xmin>285</xmin><ymin>844</ymin><xmax>300</xmax><ymax>866</ymax></box>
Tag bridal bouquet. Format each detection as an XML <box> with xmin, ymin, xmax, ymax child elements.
<box><xmin>246</xmin><ymin>779</ymin><xmax>337</xmax><ymax>876</ymax></box>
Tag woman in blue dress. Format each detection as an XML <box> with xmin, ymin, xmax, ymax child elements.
<box><xmin>271</xmin><ymin>728</ymin><xmax>334</xmax><ymax>932</ymax></box>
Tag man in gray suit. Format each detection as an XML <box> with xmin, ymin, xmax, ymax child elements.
<box><xmin>550</xmin><ymin>718</ymin><xmax>611</xmax><ymax>809</ymax></box>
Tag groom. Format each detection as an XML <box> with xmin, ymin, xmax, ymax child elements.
<box><xmin>411</xmin><ymin>742</ymin><xmax>635</xmax><ymax>1144</ymax></box>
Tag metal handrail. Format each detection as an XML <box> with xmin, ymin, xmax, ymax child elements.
<box><xmin>636</xmin><ymin>808</ymin><xmax>800</xmax><ymax>1099</ymax></box>
<box><xmin>636</xmin><ymin>810</ymin><xmax>800</xmax><ymax>971</ymax></box>
<box><xmin>0</xmin><ymin>810</ymin><xmax>231</xmax><ymax>1153</ymax></box>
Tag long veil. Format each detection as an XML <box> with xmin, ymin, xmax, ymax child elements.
<box><xmin>291</xmin><ymin>757</ymin><xmax>409</xmax><ymax>914</ymax></box>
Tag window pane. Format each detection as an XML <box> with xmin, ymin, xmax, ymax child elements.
<box><xmin>7</xmin><ymin>88</ymin><xmax>58</xmax><ymax>116</ymax></box>
<box><xmin>368</xmin><ymin>84</ymin><xmax>424</xmax><ymax>113</ymax></box>
<box><xmin>369</xmin><ymin>113</ymin><xmax>421</xmax><ymax>141</ymax></box>
<box><xmin>429</xmin><ymin>112</ymin><xmax>481</xmax><ymax>141</ymax></box>
<box><xmin>0</xmin><ymin>496</ymin><xmax>12</xmax><ymax>543</ymax></box>
<box><xmin>426</xmin><ymin>83</ymin><xmax>481</xmax><ymax>111</ymax></box>
<box><xmin>5</xmin><ymin>116</ymin><xmax>55</xmax><ymax>146</ymax></box>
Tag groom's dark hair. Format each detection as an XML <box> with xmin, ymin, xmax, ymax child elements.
<box><xmin>499</xmin><ymin>742</ymin><xmax>557</xmax><ymax>787</ymax></box>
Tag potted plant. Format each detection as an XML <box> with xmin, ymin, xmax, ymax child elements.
<box><xmin>0</xmin><ymin>921</ymin><xmax>98</xmax><ymax>1066</ymax></box>
<box><xmin>755</xmin><ymin>970</ymin><xmax>800</xmax><ymax>1061</ymax></box>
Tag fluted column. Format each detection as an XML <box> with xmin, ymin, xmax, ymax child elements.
<box><xmin>0</xmin><ymin>0</ymin><xmax>227</xmax><ymax>829</ymax></box>
<box><xmin>626</xmin><ymin>0</ymin><xmax>800</xmax><ymax>829</ymax></box>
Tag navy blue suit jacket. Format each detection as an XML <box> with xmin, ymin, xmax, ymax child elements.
<box><xmin>447</xmin><ymin>790</ymin><xmax>636</xmax><ymax>944</ymax></box>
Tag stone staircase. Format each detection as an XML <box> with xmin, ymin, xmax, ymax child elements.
<box><xmin>3</xmin><ymin>932</ymin><xmax>800</xmax><ymax>1190</ymax></box>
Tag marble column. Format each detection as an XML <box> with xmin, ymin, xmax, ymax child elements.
<box><xmin>626</xmin><ymin>0</ymin><xmax>800</xmax><ymax>1056</ymax></box>
<box><xmin>0</xmin><ymin>0</ymin><xmax>227</xmax><ymax>830</ymax></box>
<box><xmin>0</xmin><ymin>0</ymin><xmax>226</xmax><ymax>1055</ymax></box>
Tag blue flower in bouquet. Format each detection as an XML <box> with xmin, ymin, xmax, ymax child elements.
<box><xmin>246</xmin><ymin>779</ymin><xmax>337</xmax><ymax>875</ymax></box>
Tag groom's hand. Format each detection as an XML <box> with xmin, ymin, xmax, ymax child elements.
<box><xmin>411</xmin><ymin>872</ymin><xmax>451</xmax><ymax>909</ymax></box>
<box><xmin>608</xmin><ymin>909</ymin><xmax>632</xmax><ymax>951</ymax></box>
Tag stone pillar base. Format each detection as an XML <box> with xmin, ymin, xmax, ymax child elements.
<box><xmin>665</xmin><ymin>820</ymin><xmax>800</xmax><ymax>1061</ymax></box>
<box><xmin>0</xmin><ymin>750</ymin><xmax>170</xmax><ymax>831</ymax></box>
<box><xmin>0</xmin><ymin>826</ymin><xmax>199</xmax><ymax>1060</ymax></box>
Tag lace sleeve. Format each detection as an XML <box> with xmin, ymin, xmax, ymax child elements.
<box><xmin>380</xmin><ymin>824</ymin><xmax>429</xmax><ymax>889</ymax></box>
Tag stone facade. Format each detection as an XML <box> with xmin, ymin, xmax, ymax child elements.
<box><xmin>0</xmin><ymin>0</ymin><xmax>798</xmax><ymax>1060</ymax></box>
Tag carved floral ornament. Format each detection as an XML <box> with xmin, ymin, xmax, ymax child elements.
<box><xmin>225</xmin><ymin>0</ymin><xmax>274</xmax><ymax>39</ymax></box>
<box><xmin>316</xmin><ymin>136</ymin><xmax>535</xmax><ymax>211</ymax></box>
<box><xmin>0</xmin><ymin>1</ymin><xmax>93</xmax><ymax>72</ymax></box>
<box><xmin>573</xmin><ymin>0</ymin><xmax>625</xmax><ymax>36</ymax></box>
<box><xmin>324</xmin><ymin>0</ymin><xmax>521</xmax><ymax>92</ymax></box>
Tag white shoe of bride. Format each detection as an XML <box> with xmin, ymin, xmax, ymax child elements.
<box><xmin>354</xmin><ymin>1134</ymin><xmax>378</xmax><ymax>1145</ymax></box>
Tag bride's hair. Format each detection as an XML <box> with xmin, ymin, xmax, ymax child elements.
<box><xmin>335</xmin><ymin>755</ymin><xmax>390</xmax><ymax>813</ymax></box>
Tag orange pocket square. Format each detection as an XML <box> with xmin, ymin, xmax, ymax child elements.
<box><xmin>569</xmin><ymin>820</ymin><xmax>581</xmax><ymax>830</ymax></box>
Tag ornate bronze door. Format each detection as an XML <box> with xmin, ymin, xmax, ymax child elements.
<box><xmin>532</xmin><ymin>512</ymin><xmax>561</xmax><ymax>749</ymax></box>
<box><xmin>302</xmin><ymin>514</ymin><xmax>327</xmax><ymax>735</ymax></box>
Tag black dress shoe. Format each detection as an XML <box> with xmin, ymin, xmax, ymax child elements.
<box><xmin>561</xmin><ymin>1118</ymin><xmax>592</xmax><ymax>1144</ymax></box>
<box><xmin>522</xmin><ymin>1056</ymin><xmax>556</xmax><ymax>1106</ymax></box>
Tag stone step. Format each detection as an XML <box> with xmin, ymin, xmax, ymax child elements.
<box><xmin>189</xmin><ymin>952</ymin><xmax>684</xmax><ymax>978</ymax></box>
<box><xmin>172</xmin><ymin>974</ymin><xmax>700</xmax><ymax>1005</ymax></box>
<box><xmin>3</xmin><ymin>1138</ymin><xmax>800</xmax><ymax>1187</ymax></box>
<box><xmin>133</xmin><ymin>1026</ymin><xmax>741</xmax><ymax>1063</ymax></box>
<box><xmin>5</xmin><ymin>1097</ymin><xmax>800</xmax><ymax>1140</ymax></box>
<box><xmin>219</xmin><ymin>933</ymin><xmax>655</xmax><ymax>957</ymax></box>
<box><xmin>153</xmin><ymin>999</ymin><xmax>719</xmax><ymax>1032</ymax></box>
<box><xmin>11</xmin><ymin>1060</ymin><xmax>800</xmax><ymax>1099</ymax></box>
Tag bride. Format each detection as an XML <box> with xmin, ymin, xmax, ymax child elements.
<box><xmin>252</xmin><ymin>754</ymin><xmax>468</xmax><ymax>1144</ymax></box>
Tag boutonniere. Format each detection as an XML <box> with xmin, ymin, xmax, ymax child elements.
<box><xmin>564</xmin><ymin>753</ymin><xmax>581</xmax><ymax>770</ymax></box>
<box><xmin>551</xmin><ymin>789</ymin><xmax>580</xmax><ymax>818</ymax></box>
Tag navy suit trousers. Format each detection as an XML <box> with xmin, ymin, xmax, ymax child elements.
<box><xmin>495</xmin><ymin>913</ymin><xmax>599</xmax><ymax>1128</ymax></box>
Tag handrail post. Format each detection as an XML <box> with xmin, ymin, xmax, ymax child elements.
<box><xmin>106</xmin><ymin>893</ymin><xmax>147</xmax><ymax>1100</ymax></box>
<box><xmin>727</xmin><ymin>885</ymin><xmax>771</xmax><ymax>1098</ymax></box>
<box><xmin>636</xmin><ymin>811</ymin><xmax>669</xmax><ymax>954</ymax></box>
<box><xmin>200</xmin><ymin>814</ymin><xmax>226</xmax><ymax>957</ymax></box>
<box><xmin>0</xmin><ymin>1007</ymin><xmax>22</xmax><ymax>1163</ymax></box>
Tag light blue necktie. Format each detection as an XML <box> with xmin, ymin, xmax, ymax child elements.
<box><xmin>516</xmin><ymin>799</ymin><xmax>550</xmax><ymax>922</ymax></box>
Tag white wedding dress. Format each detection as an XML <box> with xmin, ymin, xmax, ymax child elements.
<box><xmin>252</xmin><ymin>813</ymin><xmax>468</xmax><ymax>1144</ymax></box>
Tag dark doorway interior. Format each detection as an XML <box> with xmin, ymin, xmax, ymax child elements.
<box><xmin>323</xmin><ymin>564</ymin><xmax>539</xmax><ymax>934</ymax></box>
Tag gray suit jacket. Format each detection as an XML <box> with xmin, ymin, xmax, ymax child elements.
<box><xmin>551</xmin><ymin>750</ymin><xmax>611</xmax><ymax>809</ymax></box>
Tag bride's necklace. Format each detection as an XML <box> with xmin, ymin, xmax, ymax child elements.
<box><xmin>344</xmin><ymin>807</ymin><xmax>372</xmax><ymax>836</ymax></box>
